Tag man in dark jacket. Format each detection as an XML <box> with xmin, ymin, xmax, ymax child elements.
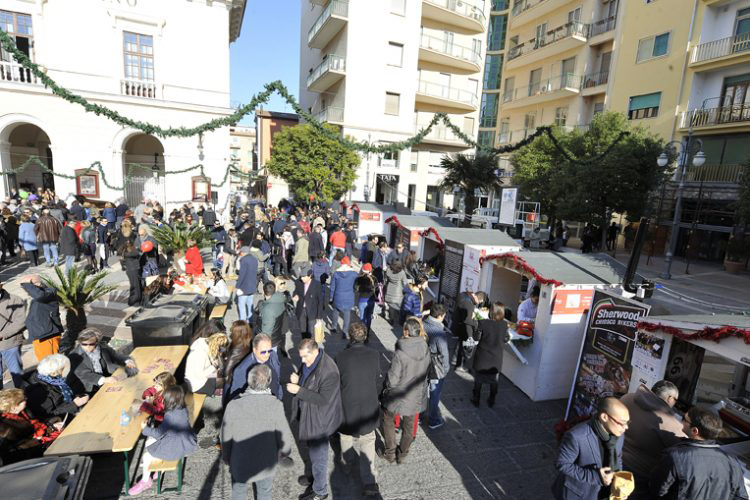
<box><xmin>293</xmin><ymin>265</ymin><xmax>324</xmax><ymax>339</ymax></box>
<box><xmin>256</xmin><ymin>281</ymin><xmax>287</xmax><ymax>349</ymax></box>
<box><xmin>335</xmin><ymin>322</ymin><xmax>380</xmax><ymax>497</ymax></box>
<box><xmin>552</xmin><ymin>398</ymin><xmax>629</xmax><ymax>500</ymax></box>
<box><xmin>223</xmin><ymin>333</ymin><xmax>282</xmax><ymax>405</ymax></box>
<box><xmin>423</xmin><ymin>304</ymin><xmax>450</xmax><ymax>429</ymax></box>
<box><xmin>235</xmin><ymin>247</ymin><xmax>258</xmax><ymax>322</ymax></box>
<box><xmin>21</xmin><ymin>275</ymin><xmax>63</xmax><ymax>361</ymax></box>
<box><xmin>201</xmin><ymin>206</ymin><xmax>216</xmax><ymax>227</ymax></box>
<box><xmin>650</xmin><ymin>406</ymin><xmax>748</xmax><ymax>500</ymax></box>
<box><xmin>59</xmin><ymin>220</ymin><xmax>79</xmax><ymax>272</ymax></box>
<box><xmin>69</xmin><ymin>200</ymin><xmax>85</xmax><ymax>222</ymax></box>
<box><xmin>308</xmin><ymin>225</ymin><xmax>324</xmax><ymax>262</ymax></box>
<box><xmin>0</xmin><ymin>283</ymin><xmax>27</xmax><ymax>388</ymax></box>
<box><xmin>387</xmin><ymin>242</ymin><xmax>408</xmax><ymax>268</ymax></box>
<box><xmin>34</xmin><ymin>208</ymin><xmax>61</xmax><ymax>266</ymax></box>
<box><xmin>451</xmin><ymin>290</ymin><xmax>481</xmax><ymax>370</ymax></box>
<box><xmin>287</xmin><ymin>338</ymin><xmax>342</xmax><ymax>500</ymax></box>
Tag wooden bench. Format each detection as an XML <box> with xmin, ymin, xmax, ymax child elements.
<box><xmin>148</xmin><ymin>392</ymin><xmax>207</xmax><ymax>495</ymax></box>
<box><xmin>207</xmin><ymin>285</ymin><xmax>235</xmax><ymax>321</ymax></box>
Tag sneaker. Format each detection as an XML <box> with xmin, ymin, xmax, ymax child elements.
<box><xmin>396</xmin><ymin>450</ymin><xmax>409</xmax><ymax>464</ymax></box>
<box><xmin>127</xmin><ymin>477</ymin><xmax>153</xmax><ymax>496</ymax></box>
<box><xmin>363</xmin><ymin>483</ymin><xmax>380</xmax><ymax>496</ymax></box>
<box><xmin>376</xmin><ymin>448</ymin><xmax>396</xmax><ymax>464</ymax></box>
<box><xmin>300</xmin><ymin>493</ymin><xmax>328</xmax><ymax>500</ymax></box>
<box><xmin>297</xmin><ymin>475</ymin><xmax>313</xmax><ymax>487</ymax></box>
<box><xmin>428</xmin><ymin>419</ymin><xmax>445</xmax><ymax>430</ymax></box>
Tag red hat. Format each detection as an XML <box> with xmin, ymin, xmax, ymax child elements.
<box><xmin>363</xmin><ymin>263</ymin><xmax>373</xmax><ymax>272</ymax></box>
<box><xmin>342</xmin><ymin>256</ymin><xmax>351</xmax><ymax>265</ymax></box>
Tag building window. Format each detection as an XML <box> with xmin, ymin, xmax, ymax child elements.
<box><xmin>499</xmin><ymin>120</ymin><xmax>510</xmax><ymax>142</ymax></box>
<box><xmin>391</xmin><ymin>0</ymin><xmax>406</xmax><ymax>15</ymax></box>
<box><xmin>636</xmin><ymin>32</ymin><xmax>670</xmax><ymax>63</ymax></box>
<box><xmin>488</xmin><ymin>14</ymin><xmax>507</xmax><ymax>51</ymax></box>
<box><xmin>410</xmin><ymin>151</ymin><xmax>418</xmax><ymax>172</ymax></box>
<box><xmin>492</xmin><ymin>0</ymin><xmax>509</xmax><ymax>10</ymax></box>
<box><xmin>478</xmin><ymin>130</ymin><xmax>495</xmax><ymax>148</ymax></box>
<box><xmin>123</xmin><ymin>32</ymin><xmax>154</xmax><ymax>81</ymax></box>
<box><xmin>554</xmin><ymin>107</ymin><xmax>568</xmax><ymax>126</ymax></box>
<box><xmin>387</xmin><ymin>42</ymin><xmax>404</xmax><ymax>67</ymax></box>
<box><xmin>593</xmin><ymin>102</ymin><xmax>605</xmax><ymax>115</ymax></box>
<box><xmin>385</xmin><ymin>92</ymin><xmax>400</xmax><ymax>115</ymax></box>
<box><xmin>0</xmin><ymin>10</ymin><xmax>33</xmax><ymax>61</ymax></box>
<box><xmin>464</xmin><ymin>117</ymin><xmax>475</xmax><ymax>136</ymax></box>
<box><xmin>407</xmin><ymin>184</ymin><xmax>416</xmax><ymax>210</ymax></box>
<box><xmin>628</xmin><ymin>92</ymin><xmax>661</xmax><ymax>119</ymax></box>
<box><xmin>480</xmin><ymin>93</ymin><xmax>498</xmax><ymax>127</ymax></box>
<box><xmin>483</xmin><ymin>54</ymin><xmax>503</xmax><ymax>90</ymax></box>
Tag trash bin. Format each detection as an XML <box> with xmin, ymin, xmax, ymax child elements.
<box><xmin>126</xmin><ymin>303</ymin><xmax>201</xmax><ymax>347</ymax></box>
<box><xmin>148</xmin><ymin>293</ymin><xmax>208</xmax><ymax>311</ymax></box>
<box><xmin>0</xmin><ymin>455</ymin><xmax>92</xmax><ymax>500</ymax></box>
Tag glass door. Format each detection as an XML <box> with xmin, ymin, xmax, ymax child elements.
<box><xmin>535</xmin><ymin>23</ymin><xmax>547</xmax><ymax>48</ymax></box>
<box><xmin>720</xmin><ymin>75</ymin><xmax>750</xmax><ymax>123</ymax></box>
<box><xmin>561</xmin><ymin>57</ymin><xmax>576</xmax><ymax>87</ymax></box>
<box><xmin>734</xmin><ymin>7</ymin><xmax>750</xmax><ymax>53</ymax></box>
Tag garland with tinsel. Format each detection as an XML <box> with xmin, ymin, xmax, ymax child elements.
<box><xmin>384</xmin><ymin>215</ymin><xmax>404</xmax><ymax>229</ymax></box>
<box><xmin>421</xmin><ymin>227</ymin><xmax>445</xmax><ymax>251</ymax></box>
<box><xmin>480</xmin><ymin>252</ymin><xmax>564</xmax><ymax>286</ymax></box>
<box><xmin>0</xmin><ymin>29</ymin><xmax>628</xmax><ymax>161</ymax></box>
<box><xmin>638</xmin><ymin>320</ymin><xmax>750</xmax><ymax>344</ymax></box>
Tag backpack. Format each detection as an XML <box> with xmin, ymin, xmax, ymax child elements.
<box><xmin>428</xmin><ymin>341</ymin><xmax>448</xmax><ymax>380</ymax></box>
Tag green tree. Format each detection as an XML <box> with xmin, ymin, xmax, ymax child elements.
<box><xmin>266</xmin><ymin>123</ymin><xmax>360</xmax><ymax>202</ymax></box>
<box><xmin>439</xmin><ymin>151</ymin><xmax>503</xmax><ymax>227</ymax></box>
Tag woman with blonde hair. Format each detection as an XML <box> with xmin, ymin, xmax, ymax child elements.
<box><xmin>185</xmin><ymin>325</ymin><xmax>228</xmax><ymax>395</ymax></box>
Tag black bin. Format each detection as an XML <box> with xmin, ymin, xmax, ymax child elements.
<box><xmin>126</xmin><ymin>303</ymin><xmax>200</xmax><ymax>347</ymax></box>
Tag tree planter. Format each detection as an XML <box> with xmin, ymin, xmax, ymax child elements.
<box><xmin>724</xmin><ymin>259</ymin><xmax>746</xmax><ymax>274</ymax></box>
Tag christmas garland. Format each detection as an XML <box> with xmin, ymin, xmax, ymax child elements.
<box><xmin>421</xmin><ymin>227</ymin><xmax>445</xmax><ymax>250</ymax></box>
<box><xmin>480</xmin><ymin>252</ymin><xmax>564</xmax><ymax>286</ymax></box>
<box><xmin>638</xmin><ymin>320</ymin><xmax>750</xmax><ymax>344</ymax></box>
<box><xmin>385</xmin><ymin>215</ymin><xmax>405</xmax><ymax>229</ymax></box>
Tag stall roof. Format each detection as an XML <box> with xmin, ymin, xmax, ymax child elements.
<box><xmin>354</xmin><ymin>202</ymin><xmax>411</xmax><ymax>214</ymax></box>
<box><xmin>487</xmin><ymin>252</ymin><xmax>627</xmax><ymax>285</ymax></box>
<box><xmin>433</xmin><ymin>228</ymin><xmax>520</xmax><ymax>247</ymax></box>
<box><xmin>392</xmin><ymin>215</ymin><xmax>456</xmax><ymax>229</ymax></box>
<box><xmin>645</xmin><ymin>314</ymin><xmax>750</xmax><ymax>329</ymax></box>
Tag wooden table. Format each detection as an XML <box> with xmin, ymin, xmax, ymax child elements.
<box><xmin>45</xmin><ymin>345</ymin><xmax>189</xmax><ymax>492</ymax></box>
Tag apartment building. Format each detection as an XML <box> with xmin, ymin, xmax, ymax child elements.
<box><xmin>255</xmin><ymin>110</ymin><xmax>299</xmax><ymax>206</ymax></box>
<box><xmin>0</xmin><ymin>0</ymin><xmax>246</xmax><ymax>208</ymax></box>
<box><xmin>229</xmin><ymin>125</ymin><xmax>256</xmax><ymax>191</ymax></box>
<box><xmin>478</xmin><ymin>0</ymin><xmax>510</xmax><ymax>149</ymax></box>
<box><xmin>298</xmin><ymin>0</ymin><xmax>490</xmax><ymax>212</ymax></box>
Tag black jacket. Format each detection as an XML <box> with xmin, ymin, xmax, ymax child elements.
<box><xmin>121</xmin><ymin>248</ymin><xmax>141</xmax><ymax>274</ymax></box>
<box><xmin>25</xmin><ymin>372</ymin><xmax>81</xmax><ymax>421</ymax></box>
<box><xmin>308</xmin><ymin>232</ymin><xmax>324</xmax><ymax>259</ymax></box>
<box><xmin>650</xmin><ymin>440</ymin><xmax>749</xmax><ymax>500</ymax></box>
<box><xmin>58</xmin><ymin>225</ymin><xmax>79</xmax><ymax>256</ymax></box>
<box><xmin>293</xmin><ymin>279</ymin><xmax>324</xmax><ymax>322</ymax></box>
<box><xmin>335</xmin><ymin>343</ymin><xmax>380</xmax><ymax>436</ymax></box>
<box><xmin>354</xmin><ymin>274</ymin><xmax>377</xmax><ymax>299</ymax></box>
<box><xmin>21</xmin><ymin>283</ymin><xmax>63</xmax><ymax>341</ymax></box>
<box><xmin>473</xmin><ymin>319</ymin><xmax>508</xmax><ymax>373</ymax></box>
<box><xmin>67</xmin><ymin>344</ymin><xmax>130</xmax><ymax>394</ymax></box>
<box><xmin>202</xmin><ymin>209</ymin><xmax>216</xmax><ymax>227</ymax></box>
<box><xmin>292</xmin><ymin>351</ymin><xmax>343</xmax><ymax>442</ymax></box>
<box><xmin>452</xmin><ymin>292</ymin><xmax>478</xmax><ymax>341</ymax></box>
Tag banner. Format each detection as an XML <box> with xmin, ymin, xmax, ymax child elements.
<box><xmin>565</xmin><ymin>289</ymin><xmax>650</xmax><ymax>419</ymax></box>
<box><xmin>499</xmin><ymin>188</ymin><xmax>517</xmax><ymax>226</ymax></box>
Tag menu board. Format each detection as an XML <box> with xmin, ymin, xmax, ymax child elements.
<box><xmin>396</xmin><ymin>225</ymin><xmax>411</xmax><ymax>249</ymax></box>
<box><xmin>566</xmin><ymin>289</ymin><xmax>650</xmax><ymax>419</ymax></box>
<box><xmin>439</xmin><ymin>241</ymin><xmax>464</xmax><ymax>324</ymax></box>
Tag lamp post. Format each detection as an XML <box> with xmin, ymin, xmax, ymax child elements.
<box><xmin>657</xmin><ymin>136</ymin><xmax>705</xmax><ymax>279</ymax></box>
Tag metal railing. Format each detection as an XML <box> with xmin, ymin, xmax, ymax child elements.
<box><xmin>307</xmin><ymin>0</ymin><xmax>348</xmax><ymax>44</ymax></box>
<box><xmin>498</xmin><ymin>131</ymin><xmax>510</xmax><ymax>143</ymax></box>
<box><xmin>424</xmin><ymin>0</ymin><xmax>486</xmax><ymax>26</ymax></box>
<box><xmin>306</xmin><ymin>54</ymin><xmax>346</xmax><ymax>89</ymax></box>
<box><xmin>510</xmin><ymin>128</ymin><xmax>536</xmax><ymax>142</ymax></box>
<box><xmin>684</xmin><ymin>163</ymin><xmax>743</xmax><ymax>184</ymax></box>
<box><xmin>414</xmin><ymin>119</ymin><xmax>467</xmax><ymax>143</ymax></box>
<box><xmin>420</xmin><ymin>33</ymin><xmax>482</xmax><ymax>67</ymax></box>
<box><xmin>503</xmin><ymin>73</ymin><xmax>582</xmax><ymax>102</ymax></box>
<box><xmin>691</xmin><ymin>32</ymin><xmax>750</xmax><ymax>64</ymax></box>
<box><xmin>314</xmin><ymin>107</ymin><xmax>344</xmax><ymax>123</ymax></box>
<box><xmin>121</xmin><ymin>79</ymin><xmax>157</xmax><ymax>98</ymax></box>
<box><xmin>680</xmin><ymin>104</ymin><xmax>750</xmax><ymax>129</ymax></box>
<box><xmin>582</xmin><ymin>71</ymin><xmax>609</xmax><ymax>88</ymax></box>
<box><xmin>416</xmin><ymin>79</ymin><xmax>478</xmax><ymax>107</ymax></box>
<box><xmin>507</xmin><ymin>21</ymin><xmax>589</xmax><ymax>61</ymax></box>
<box><xmin>0</xmin><ymin>61</ymin><xmax>39</xmax><ymax>85</ymax></box>
<box><xmin>511</xmin><ymin>0</ymin><xmax>548</xmax><ymax>17</ymax></box>
<box><xmin>590</xmin><ymin>15</ymin><xmax>616</xmax><ymax>37</ymax></box>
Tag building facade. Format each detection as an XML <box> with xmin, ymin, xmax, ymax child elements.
<box><xmin>254</xmin><ymin>109</ymin><xmax>299</xmax><ymax>207</ymax></box>
<box><xmin>298</xmin><ymin>0</ymin><xmax>491</xmax><ymax>212</ymax></box>
<box><xmin>0</xmin><ymin>0</ymin><xmax>245</xmax><ymax>209</ymax></box>
<box><xmin>229</xmin><ymin>124</ymin><xmax>256</xmax><ymax>191</ymax></box>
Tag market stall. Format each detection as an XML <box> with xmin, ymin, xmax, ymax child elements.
<box><xmin>384</xmin><ymin>215</ymin><xmax>455</xmax><ymax>252</ymax></box>
<box><xmin>352</xmin><ymin>202</ymin><xmax>407</xmax><ymax>240</ymax></box>
<box><xmin>478</xmin><ymin>252</ymin><xmax>628</xmax><ymax>401</ymax></box>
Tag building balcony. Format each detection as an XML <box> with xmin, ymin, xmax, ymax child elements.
<box><xmin>121</xmin><ymin>79</ymin><xmax>158</xmax><ymax>99</ymax></box>
<box><xmin>589</xmin><ymin>15</ymin><xmax>616</xmax><ymax>45</ymax></box>
<box><xmin>421</xmin><ymin>0</ymin><xmax>486</xmax><ymax>35</ymax></box>
<box><xmin>415</xmin><ymin>79</ymin><xmax>478</xmax><ymax>113</ymax></box>
<box><xmin>308</xmin><ymin>0</ymin><xmax>348</xmax><ymax>49</ymax></box>
<box><xmin>0</xmin><ymin>61</ymin><xmax>40</xmax><ymax>86</ymax></box>
<box><xmin>498</xmin><ymin>131</ymin><xmax>510</xmax><ymax>144</ymax></box>
<box><xmin>679</xmin><ymin>104</ymin><xmax>750</xmax><ymax>131</ymax></box>
<box><xmin>689</xmin><ymin>32</ymin><xmax>750</xmax><ymax>72</ymax></box>
<box><xmin>418</xmin><ymin>33</ymin><xmax>482</xmax><ymax>74</ymax></box>
<box><xmin>306</xmin><ymin>55</ymin><xmax>346</xmax><ymax>92</ymax></box>
<box><xmin>501</xmin><ymin>73</ymin><xmax>581</xmax><ymax>109</ymax></box>
<box><xmin>414</xmin><ymin>119</ymin><xmax>471</xmax><ymax>148</ymax></box>
<box><xmin>684</xmin><ymin>163</ymin><xmax>743</xmax><ymax>184</ymax></box>
<box><xmin>509</xmin><ymin>128</ymin><xmax>537</xmax><ymax>143</ymax></box>
<box><xmin>314</xmin><ymin>106</ymin><xmax>344</xmax><ymax>125</ymax></box>
<box><xmin>580</xmin><ymin>71</ymin><xmax>608</xmax><ymax>96</ymax></box>
<box><xmin>505</xmin><ymin>21</ymin><xmax>589</xmax><ymax>70</ymax></box>
<box><xmin>309</xmin><ymin>0</ymin><xmax>327</xmax><ymax>5</ymax></box>
<box><xmin>510</xmin><ymin>0</ymin><xmax>571</xmax><ymax>29</ymax></box>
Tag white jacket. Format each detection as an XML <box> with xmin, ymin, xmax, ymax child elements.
<box><xmin>185</xmin><ymin>337</ymin><xmax>217</xmax><ymax>392</ymax></box>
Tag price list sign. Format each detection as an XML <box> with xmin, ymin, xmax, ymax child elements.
<box><xmin>439</xmin><ymin>241</ymin><xmax>464</xmax><ymax>322</ymax></box>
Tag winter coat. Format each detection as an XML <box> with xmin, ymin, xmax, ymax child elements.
<box><xmin>292</xmin><ymin>351</ymin><xmax>343</xmax><ymax>441</ymax></box>
<box><xmin>236</xmin><ymin>254</ymin><xmax>259</xmax><ymax>295</ymax></box>
<box><xmin>67</xmin><ymin>344</ymin><xmax>131</xmax><ymax>394</ymax></box>
<box><xmin>473</xmin><ymin>319</ymin><xmax>508</xmax><ymax>373</ymax></box>
<box><xmin>221</xmin><ymin>391</ymin><xmax>293</xmax><ymax>484</ymax></box>
<box><xmin>18</xmin><ymin>222</ymin><xmax>37</xmax><ymax>251</ymax></box>
<box><xmin>257</xmin><ymin>293</ymin><xmax>287</xmax><ymax>342</ymax></box>
<box><xmin>0</xmin><ymin>412</ymin><xmax>44</xmax><ymax>464</ymax></box>
<box><xmin>620</xmin><ymin>385</ymin><xmax>686</xmax><ymax>479</ymax></box>
<box><xmin>211</xmin><ymin>227</ymin><xmax>227</xmax><ymax>244</ymax></box>
<box><xmin>21</xmin><ymin>283</ymin><xmax>63</xmax><ymax>342</ymax></box>
<box><xmin>312</xmin><ymin>260</ymin><xmax>330</xmax><ymax>283</ymax></box>
<box><xmin>25</xmin><ymin>371</ymin><xmax>81</xmax><ymax>421</ymax></box>
<box><xmin>354</xmin><ymin>274</ymin><xmax>377</xmax><ymax>300</ymax></box>
<box><xmin>121</xmin><ymin>247</ymin><xmax>141</xmax><ymax>275</ymax></box>
<box><xmin>184</xmin><ymin>246</ymin><xmax>204</xmax><ymax>276</ymax></box>
<box><xmin>58</xmin><ymin>225</ymin><xmax>79</xmax><ymax>256</ymax></box>
<box><xmin>202</xmin><ymin>209</ymin><xmax>216</xmax><ymax>227</ymax></box>
<box><xmin>384</xmin><ymin>269</ymin><xmax>408</xmax><ymax>306</ymax></box>
<box><xmin>0</xmin><ymin>290</ymin><xmax>27</xmax><ymax>351</ymax></box>
<box><xmin>34</xmin><ymin>214</ymin><xmax>61</xmax><ymax>243</ymax></box>
<box><xmin>293</xmin><ymin>279</ymin><xmax>324</xmax><ymax>322</ymax></box>
<box><xmin>424</xmin><ymin>316</ymin><xmax>450</xmax><ymax>381</ymax></box>
<box><xmin>103</xmin><ymin>207</ymin><xmax>116</xmax><ymax>224</ymax></box>
<box><xmin>143</xmin><ymin>407</ymin><xmax>198</xmax><ymax>461</ymax></box>
<box><xmin>293</xmin><ymin>236</ymin><xmax>309</xmax><ymax>264</ymax></box>
<box><xmin>387</xmin><ymin>249</ymin><xmax>408</xmax><ymax>267</ymax></box>
<box><xmin>401</xmin><ymin>288</ymin><xmax>422</xmax><ymax>318</ymax></box>
<box><xmin>250</xmin><ymin>248</ymin><xmax>269</xmax><ymax>273</ymax></box>
<box><xmin>330</xmin><ymin>267</ymin><xmax>358</xmax><ymax>310</ymax></box>
<box><xmin>382</xmin><ymin>336</ymin><xmax>430</xmax><ymax>415</ymax></box>
<box><xmin>184</xmin><ymin>337</ymin><xmax>219</xmax><ymax>393</ymax></box>
<box><xmin>452</xmin><ymin>292</ymin><xmax>478</xmax><ymax>341</ymax></box>
<box><xmin>4</xmin><ymin>216</ymin><xmax>18</xmax><ymax>240</ymax></box>
<box><xmin>223</xmin><ymin>350</ymin><xmax>282</xmax><ymax>405</ymax></box>
<box><xmin>335</xmin><ymin>342</ymin><xmax>380</xmax><ymax>436</ymax></box>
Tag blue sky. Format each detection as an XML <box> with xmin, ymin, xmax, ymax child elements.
<box><xmin>230</xmin><ymin>1</ymin><xmax>301</xmax><ymax>125</ymax></box>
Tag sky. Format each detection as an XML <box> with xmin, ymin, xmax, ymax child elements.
<box><xmin>229</xmin><ymin>1</ymin><xmax>301</xmax><ymax>125</ymax></box>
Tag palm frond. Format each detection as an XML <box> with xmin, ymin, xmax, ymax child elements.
<box><xmin>151</xmin><ymin>223</ymin><xmax>211</xmax><ymax>252</ymax></box>
<box><xmin>41</xmin><ymin>266</ymin><xmax>119</xmax><ymax>311</ymax></box>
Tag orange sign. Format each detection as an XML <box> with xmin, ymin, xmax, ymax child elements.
<box><xmin>552</xmin><ymin>289</ymin><xmax>594</xmax><ymax>315</ymax></box>
<box><xmin>360</xmin><ymin>212</ymin><xmax>381</xmax><ymax>221</ymax></box>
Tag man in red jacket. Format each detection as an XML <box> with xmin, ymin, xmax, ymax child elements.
<box><xmin>328</xmin><ymin>226</ymin><xmax>346</xmax><ymax>265</ymax></box>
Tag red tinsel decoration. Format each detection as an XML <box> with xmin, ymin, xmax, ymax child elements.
<box><xmin>638</xmin><ymin>320</ymin><xmax>750</xmax><ymax>344</ymax></box>
<box><xmin>385</xmin><ymin>215</ymin><xmax>405</xmax><ymax>229</ymax></box>
<box><xmin>420</xmin><ymin>227</ymin><xmax>445</xmax><ymax>251</ymax></box>
<box><xmin>480</xmin><ymin>253</ymin><xmax>564</xmax><ymax>286</ymax></box>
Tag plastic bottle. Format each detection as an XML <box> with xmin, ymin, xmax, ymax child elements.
<box><xmin>120</xmin><ymin>409</ymin><xmax>131</xmax><ymax>427</ymax></box>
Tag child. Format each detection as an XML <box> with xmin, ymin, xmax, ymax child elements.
<box><xmin>207</xmin><ymin>268</ymin><xmax>230</xmax><ymax>305</ymax></box>
<box><xmin>128</xmin><ymin>386</ymin><xmax>198</xmax><ymax>495</ymax></box>
<box><xmin>401</xmin><ymin>276</ymin><xmax>426</xmax><ymax>322</ymax></box>
<box><xmin>139</xmin><ymin>372</ymin><xmax>177</xmax><ymax>423</ymax></box>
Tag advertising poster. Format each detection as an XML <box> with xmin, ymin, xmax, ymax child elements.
<box><xmin>461</xmin><ymin>245</ymin><xmax>507</xmax><ymax>293</ymax></box>
<box><xmin>566</xmin><ymin>290</ymin><xmax>650</xmax><ymax>419</ymax></box>
<box><xmin>499</xmin><ymin>188</ymin><xmax>517</xmax><ymax>226</ymax></box>
<box><xmin>629</xmin><ymin>331</ymin><xmax>670</xmax><ymax>392</ymax></box>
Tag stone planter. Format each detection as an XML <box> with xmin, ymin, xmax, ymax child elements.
<box><xmin>724</xmin><ymin>259</ymin><xmax>746</xmax><ymax>274</ymax></box>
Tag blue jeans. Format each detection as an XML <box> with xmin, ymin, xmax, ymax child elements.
<box><xmin>358</xmin><ymin>297</ymin><xmax>375</xmax><ymax>330</ymax></box>
<box><xmin>0</xmin><ymin>346</ymin><xmax>23</xmax><ymax>389</ymax></box>
<box><xmin>64</xmin><ymin>255</ymin><xmax>75</xmax><ymax>272</ymax></box>
<box><xmin>236</xmin><ymin>294</ymin><xmax>254</xmax><ymax>322</ymax></box>
<box><xmin>331</xmin><ymin>306</ymin><xmax>351</xmax><ymax>337</ymax></box>
<box><xmin>427</xmin><ymin>378</ymin><xmax>445</xmax><ymax>426</ymax></box>
<box><xmin>329</xmin><ymin>246</ymin><xmax>344</xmax><ymax>266</ymax></box>
<box><xmin>303</xmin><ymin>438</ymin><xmax>330</xmax><ymax>496</ymax></box>
<box><xmin>231</xmin><ymin>474</ymin><xmax>272</xmax><ymax>500</ymax></box>
<box><xmin>42</xmin><ymin>242</ymin><xmax>58</xmax><ymax>265</ymax></box>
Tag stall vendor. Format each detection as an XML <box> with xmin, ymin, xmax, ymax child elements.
<box><xmin>517</xmin><ymin>286</ymin><xmax>539</xmax><ymax>323</ymax></box>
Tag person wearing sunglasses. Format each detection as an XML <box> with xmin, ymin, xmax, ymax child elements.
<box><xmin>223</xmin><ymin>333</ymin><xmax>281</xmax><ymax>405</ymax></box>
<box><xmin>552</xmin><ymin>397</ymin><xmax>630</xmax><ymax>500</ymax></box>
<box><xmin>67</xmin><ymin>328</ymin><xmax>136</xmax><ymax>395</ymax></box>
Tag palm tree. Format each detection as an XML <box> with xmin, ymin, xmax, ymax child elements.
<box><xmin>439</xmin><ymin>151</ymin><xmax>503</xmax><ymax>227</ymax></box>
<box><xmin>151</xmin><ymin>223</ymin><xmax>212</xmax><ymax>253</ymax></box>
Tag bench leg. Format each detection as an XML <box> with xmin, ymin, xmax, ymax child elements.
<box><xmin>122</xmin><ymin>451</ymin><xmax>131</xmax><ymax>496</ymax></box>
<box><xmin>178</xmin><ymin>458</ymin><xmax>184</xmax><ymax>495</ymax></box>
<box><xmin>157</xmin><ymin>471</ymin><xmax>163</xmax><ymax>495</ymax></box>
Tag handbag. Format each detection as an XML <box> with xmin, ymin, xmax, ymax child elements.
<box><xmin>376</xmin><ymin>283</ymin><xmax>385</xmax><ymax>306</ymax></box>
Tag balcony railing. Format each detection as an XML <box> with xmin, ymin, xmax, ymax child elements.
<box><xmin>507</xmin><ymin>21</ymin><xmax>589</xmax><ymax>61</ymax></box>
<box><xmin>590</xmin><ymin>15</ymin><xmax>616</xmax><ymax>37</ymax></box>
<box><xmin>306</xmin><ymin>54</ymin><xmax>346</xmax><ymax>89</ymax></box>
<box><xmin>416</xmin><ymin>79</ymin><xmax>478</xmax><ymax>107</ymax></box>
<box><xmin>582</xmin><ymin>71</ymin><xmax>609</xmax><ymax>88</ymax></box>
<box><xmin>314</xmin><ymin>106</ymin><xmax>344</xmax><ymax>123</ymax></box>
<box><xmin>510</xmin><ymin>128</ymin><xmax>537</xmax><ymax>142</ymax></box>
<box><xmin>680</xmin><ymin>104</ymin><xmax>750</xmax><ymax>129</ymax></box>
<box><xmin>307</xmin><ymin>0</ymin><xmax>348</xmax><ymax>45</ymax></box>
<box><xmin>0</xmin><ymin>61</ymin><xmax>40</xmax><ymax>85</ymax></box>
<box><xmin>691</xmin><ymin>32</ymin><xmax>750</xmax><ymax>64</ymax></box>
<box><xmin>420</xmin><ymin>33</ymin><xmax>482</xmax><ymax>67</ymax></box>
<box><xmin>511</xmin><ymin>0</ymin><xmax>547</xmax><ymax>17</ymax></box>
<box><xmin>684</xmin><ymin>163</ymin><xmax>743</xmax><ymax>184</ymax></box>
<box><xmin>424</xmin><ymin>0</ymin><xmax>486</xmax><ymax>26</ymax></box>
<box><xmin>121</xmin><ymin>79</ymin><xmax>157</xmax><ymax>98</ymax></box>
<box><xmin>503</xmin><ymin>73</ymin><xmax>582</xmax><ymax>102</ymax></box>
<box><xmin>498</xmin><ymin>131</ymin><xmax>510</xmax><ymax>143</ymax></box>
<box><xmin>415</xmin><ymin>119</ymin><xmax>468</xmax><ymax>144</ymax></box>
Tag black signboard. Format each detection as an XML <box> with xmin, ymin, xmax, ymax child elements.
<box><xmin>566</xmin><ymin>289</ymin><xmax>650</xmax><ymax>419</ymax></box>
<box><xmin>439</xmin><ymin>241</ymin><xmax>464</xmax><ymax>325</ymax></box>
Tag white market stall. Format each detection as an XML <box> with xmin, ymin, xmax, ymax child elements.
<box><xmin>384</xmin><ymin>214</ymin><xmax>455</xmax><ymax>252</ymax></box>
<box><xmin>351</xmin><ymin>202</ymin><xmax>408</xmax><ymax>241</ymax></box>
<box><xmin>478</xmin><ymin>252</ymin><xmax>628</xmax><ymax>402</ymax></box>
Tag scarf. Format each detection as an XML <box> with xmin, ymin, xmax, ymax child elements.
<box><xmin>592</xmin><ymin>418</ymin><xmax>619</xmax><ymax>471</ymax></box>
<box><xmin>85</xmin><ymin>346</ymin><xmax>104</xmax><ymax>374</ymax></box>
<box><xmin>300</xmin><ymin>351</ymin><xmax>322</xmax><ymax>387</ymax></box>
<box><xmin>37</xmin><ymin>374</ymin><xmax>74</xmax><ymax>403</ymax></box>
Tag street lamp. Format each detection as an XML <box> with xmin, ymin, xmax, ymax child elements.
<box><xmin>659</xmin><ymin>137</ymin><xmax>705</xmax><ymax>279</ymax></box>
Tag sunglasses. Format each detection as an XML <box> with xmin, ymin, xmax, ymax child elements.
<box><xmin>80</xmin><ymin>342</ymin><xmax>97</xmax><ymax>347</ymax></box>
<box><xmin>258</xmin><ymin>349</ymin><xmax>273</xmax><ymax>355</ymax></box>
<box><xmin>606</xmin><ymin>413</ymin><xmax>629</xmax><ymax>427</ymax></box>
